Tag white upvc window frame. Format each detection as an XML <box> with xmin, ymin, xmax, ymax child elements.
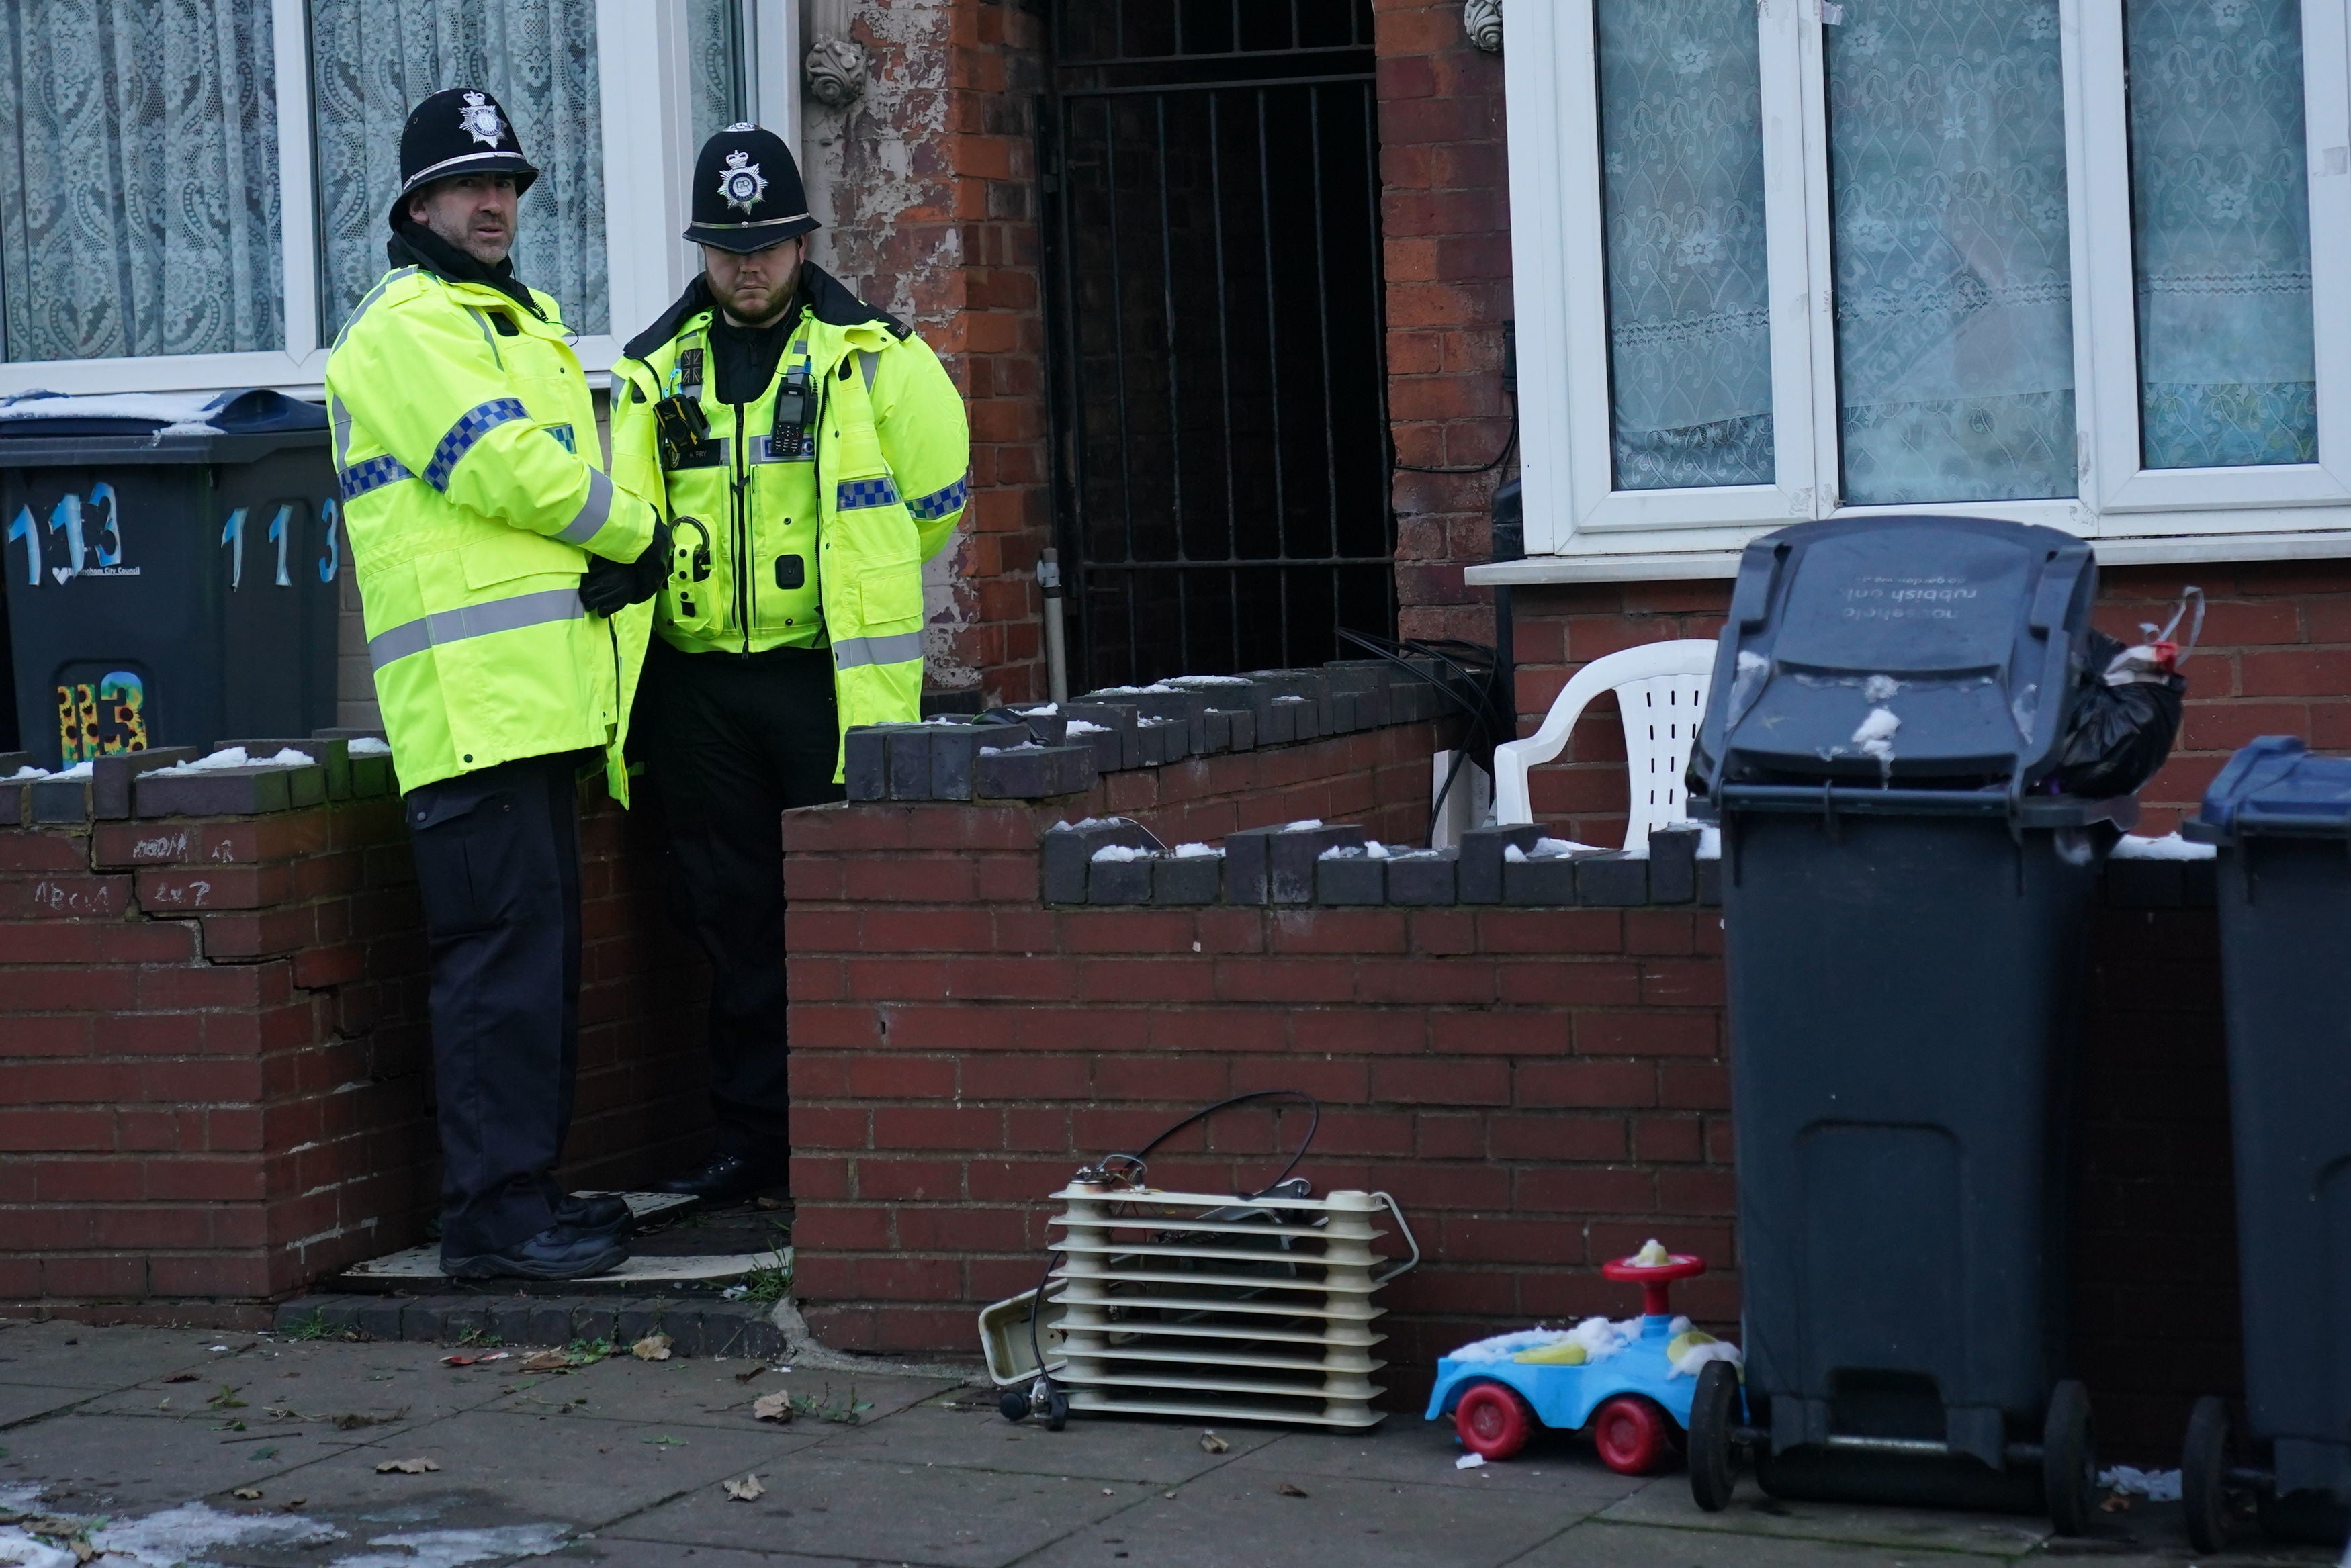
<box><xmin>0</xmin><ymin>0</ymin><xmax>798</xmax><ymax>400</ymax></box>
<box><xmin>1495</xmin><ymin>0</ymin><xmax>2351</xmax><ymax>577</ymax></box>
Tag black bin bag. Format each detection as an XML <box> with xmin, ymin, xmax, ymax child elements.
<box><xmin>2055</xmin><ymin>629</ymin><xmax>2184</xmax><ymax>798</ymax></box>
<box><xmin>1685</xmin><ymin>515</ymin><xmax>2143</xmax><ymax>1530</ymax></box>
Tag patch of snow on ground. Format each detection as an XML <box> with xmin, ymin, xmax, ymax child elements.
<box><xmin>92</xmin><ymin>1503</ymin><xmax>343</xmax><ymax>1567</ymax></box>
<box><xmin>2098</xmin><ymin>1466</ymin><xmax>2182</xmax><ymax>1502</ymax></box>
<box><xmin>2110</xmin><ymin>833</ymin><xmax>2215</xmax><ymax>861</ymax></box>
<box><xmin>327</xmin><ymin>1523</ymin><xmax>568</xmax><ymax>1568</ymax></box>
<box><xmin>0</xmin><ymin>1530</ymin><xmax>75</xmax><ymax>1568</ymax></box>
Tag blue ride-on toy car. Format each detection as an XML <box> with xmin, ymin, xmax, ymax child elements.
<box><xmin>1425</xmin><ymin>1242</ymin><xmax>1744</xmax><ymax>1475</ymax></box>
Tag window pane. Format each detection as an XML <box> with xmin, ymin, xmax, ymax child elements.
<box><xmin>312</xmin><ymin>1</ymin><xmax>607</xmax><ymax>340</ymax></box>
<box><xmin>0</xmin><ymin>1</ymin><xmax>283</xmax><ymax>362</ymax></box>
<box><xmin>689</xmin><ymin>0</ymin><xmax>748</xmax><ymax>146</ymax></box>
<box><xmin>1827</xmin><ymin>0</ymin><xmax>2076</xmax><ymax>504</ymax></box>
<box><xmin>2128</xmin><ymin>0</ymin><xmax>2315</xmax><ymax>467</ymax></box>
<box><xmin>1597</xmin><ymin>0</ymin><xmax>1773</xmax><ymax>489</ymax></box>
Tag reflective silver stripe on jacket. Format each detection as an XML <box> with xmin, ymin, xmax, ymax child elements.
<box><xmin>368</xmin><ymin>587</ymin><xmax>586</xmax><ymax>672</ymax></box>
<box><xmin>554</xmin><ymin>469</ymin><xmax>614</xmax><ymax>543</ymax></box>
<box><xmin>832</xmin><ymin>630</ymin><xmax>924</xmax><ymax>670</ymax></box>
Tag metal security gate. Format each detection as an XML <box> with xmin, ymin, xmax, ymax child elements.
<box><xmin>1041</xmin><ymin>0</ymin><xmax>1393</xmax><ymax>688</ymax></box>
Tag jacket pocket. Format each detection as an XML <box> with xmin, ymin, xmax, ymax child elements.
<box><xmin>408</xmin><ymin>783</ymin><xmax>522</xmax><ymax>938</ymax></box>
<box><xmin>462</xmin><ymin>533</ymin><xmax>582</xmax><ymax>592</ymax></box>
<box><xmin>854</xmin><ymin>563</ymin><xmax>924</xmax><ymax>629</ymax></box>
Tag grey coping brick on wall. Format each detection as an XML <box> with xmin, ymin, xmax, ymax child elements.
<box><xmin>1041</xmin><ymin>816</ymin><xmax>1161</xmax><ymax>905</ymax></box>
<box><xmin>886</xmin><ymin>726</ymin><xmax>934</xmax><ymax>801</ymax></box>
<box><xmin>1154</xmin><ymin>851</ymin><xmax>1224</xmax><ymax>905</ymax></box>
<box><xmin>0</xmin><ymin>751</ymin><xmax>35</xmax><ymax>776</ymax></box>
<box><xmin>1315</xmin><ymin>849</ymin><xmax>1388</xmax><ymax>905</ymax></box>
<box><xmin>1221</xmin><ymin>825</ymin><xmax>1281</xmax><ymax>904</ymax></box>
<box><xmin>1458</xmin><ymin>823</ymin><xmax>1546</xmax><ymax>904</ymax></box>
<box><xmin>1058</xmin><ymin>702</ymin><xmax>1141</xmax><ymax>769</ymax></box>
<box><xmin>29</xmin><ymin>776</ymin><xmax>91</xmax><ymax>825</ymax></box>
<box><xmin>1577</xmin><ymin>852</ymin><xmax>1650</xmax><ymax>906</ymax></box>
<box><xmin>1240</xmin><ymin>670</ymin><xmax>1329</xmax><ymax>737</ymax></box>
<box><xmin>1010</xmin><ymin>706</ymin><xmax>1071</xmax><ymax>745</ymax></box>
<box><xmin>1323</xmin><ymin>660</ymin><xmax>1394</xmax><ymax>729</ymax></box>
<box><xmin>349</xmin><ymin>753</ymin><xmax>394</xmax><ymax>799</ymax></box>
<box><xmin>843</xmin><ymin>725</ymin><xmax>894</xmax><ymax>800</ymax></box>
<box><xmin>0</xmin><ymin>780</ymin><xmax>26</xmax><ymax>827</ymax></box>
<box><xmin>1647</xmin><ymin>825</ymin><xmax>1702</xmax><ymax>905</ymax></box>
<box><xmin>1697</xmin><ymin>856</ymin><xmax>1723</xmax><ymax>907</ymax></box>
<box><xmin>927</xmin><ymin>724</ymin><xmax>987</xmax><ymax>802</ymax></box>
<box><xmin>1503</xmin><ymin>853</ymin><xmax>1582</xmax><ymax>905</ymax></box>
<box><xmin>1270</xmin><ymin>823</ymin><xmax>1366</xmax><ymax>903</ymax></box>
<box><xmin>91</xmin><ymin>748</ymin><xmax>202</xmax><ymax>819</ymax></box>
<box><xmin>1386</xmin><ymin>848</ymin><xmax>1458</xmax><ymax>905</ymax></box>
<box><xmin>1218</xmin><ymin>706</ymin><xmax>1258</xmax><ymax>751</ymax></box>
<box><xmin>1084</xmin><ymin>686</ymin><xmax>1208</xmax><ymax>754</ymax></box>
<box><xmin>217</xmin><ymin>737</ymin><xmax>352</xmax><ymax>801</ymax></box>
<box><xmin>1327</xmin><ymin>691</ymin><xmax>1362</xmax><ymax>735</ymax></box>
<box><xmin>352</xmin><ymin>1297</ymin><xmax>408</xmax><ymax>1342</ymax></box>
<box><xmin>1255</xmin><ymin>700</ymin><xmax>1297</xmax><ymax>747</ymax></box>
<box><xmin>135</xmin><ymin>763</ymin><xmax>311</xmax><ymax>819</ymax></box>
<box><xmin>1088</xmin><ymin>851</ymin><xmax>1158</xmax><ymax>905</ymax></box>
<box><xmin>1137</xmin><ymin>716</ymin><xmax>1188</xmax><ymax>766</ymax></box>
<box><xmin>975</xmin><ymin>743</ymin><xmax>1096</xmax><ymax>800</ymax></box>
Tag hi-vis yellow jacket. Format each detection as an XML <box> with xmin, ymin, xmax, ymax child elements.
<box><xmin>324</xmin><ymin>266</ymin><xmax>660</xmax><ymax>800</ymax></box>
<box><xmin>609</xmin><ymin>265</ymin><xmax>969</xmax><ymax>772</ymax></box>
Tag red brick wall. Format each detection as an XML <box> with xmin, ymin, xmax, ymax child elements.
<box><xmin>0</xmin><ymin>790</ymin><xmax>708</xmax><ymax>1315</ymax></box>
<box><xmin>1375</xmin><ymin>0</ymin><xmax>1513</xmax><ymax>646</ymax></box>
<box><xmin>1508</xmin><ymin>561</ymin><xmax>2351</xmax><ymax>845</ymax></box>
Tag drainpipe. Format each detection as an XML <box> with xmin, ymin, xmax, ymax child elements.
<box><xmin>1040</xmin><ymin>547</ymin><xmax>1071</xmax><ymax>704</ymax></box>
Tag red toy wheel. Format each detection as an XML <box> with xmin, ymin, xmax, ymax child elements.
<box><xmin>1454</xmin><ymin>1381</ymin><xmax>1534</xmax><ymax>1461</ymax></box>
<box><xmin>1591</xmin><ymin>1394</ymin><xmax>1676</xmax><ymax>1475</ymax></box>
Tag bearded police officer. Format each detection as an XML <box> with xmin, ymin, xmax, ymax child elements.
<box><xmin>326</xmin><ymin>89</ymin><xmax>671</xmax><ymax>1279</ymax></box>
<box><xmin>612</xmin><ymin>125</ymin><xmax>969</xmax><ymax>1205</ymax></box>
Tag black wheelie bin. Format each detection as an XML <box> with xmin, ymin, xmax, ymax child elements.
<box><xmin>2177</xmin><ymin>736</ymin><xmax>2351</xmax><ymax>1555</ymax></box>
<box><xmin>1680</xmin><ymin>516</ymin><xmax>2143</xmax><ymax>1533</ymax></box>
<box><xmin>0</xmin><ymin>389</ymin><xmax>339</xmax><ymax>766</ymax></box>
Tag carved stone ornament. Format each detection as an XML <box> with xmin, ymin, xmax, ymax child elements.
<box><xmin>805</xmin><ymin>35</ymin><xmax>868</xmax><ymax>109</ymax></box>
<box><xmin>1464</xmin><ymin>0</ymin><xmax>1502</xmax><ymax>51</ymax></box>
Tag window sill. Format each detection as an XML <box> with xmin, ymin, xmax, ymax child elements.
<box><xmin>1466</xmin><ymin>526</ymin><xmax>2351</xmax><ymax>587</ymax></box>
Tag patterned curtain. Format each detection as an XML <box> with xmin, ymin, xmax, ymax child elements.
<box><xmin>689</xmin><ymin>0</ymin><xmax>747</xmax><ymax>148</ymax></box>
<box><xmin>311</xmin><ymin>0</ymin><xmax>606</xmax><ymax>339</ymax></box>
<box><xmin>1826</xmin><ymin>0</ymin><xmax>2078</xmax><ymax>504</ymax></box>
<box><xmin>1597</xmin><ymin>0</ymin><xmax>1775</xmax><ymax>490</ymax></box>
<box><xmin>2128</xmin><ymin>0</ymin><xmax>2315</xmax><ymax>468</ymax></box>
<box><xmin>0</xmin><ymin>0</ymin><xmax>282</xmax><ymax>363</ymax></box>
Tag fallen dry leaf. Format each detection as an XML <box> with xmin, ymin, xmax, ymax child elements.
<box><xmin>71</xmin><ymin>1542</ymin><xmax>95</xmax><ymax>1565</ymax></box>
<box><xmin>751</xmin><ymin>1390</ymin><xmax>793</xmax><ymax>1423</ymax></box>
<box><xmin>283</xmin><ymin>1498</ymin><xmax>307</xmax><ymax>1510</ymax></box>
<box><xmin>332</xmin><ymin>1409</ymin><xmax>408</xmax><ymax>1431</ymax></box>
<box><xmin>439</xmin><ymin>1351</ymin><xmax>509</xmax><ymax>1367</ymax></box>
<box><xmin>723</xmin><ymin>1474</ymin><xmax>765</xmax><ymax>1501</ymax></box>
<box><xmin>1275</xmin><ymin>1481</ymin><xmax>1308</xmax><ymax>1498</ymax></box>
<box><xmin>1198</xmin><ymin>1432</ymin><xmax>1229</xmax><ymax>1454</ymax></box>
<box><xmin>519</xmin><ymin>1350</ymin><xmax>573</xmax><ymax>1373</ymax></box>
<box><xmin>162</xmin><ymin>1372</ymin><xmax>199</xmax><ymax>1384</ymax></box>
<box><xmin>733</xmin><ymin>1364</ymin><xmax>766</xmax><ymax>1385</ymax></box>
<box><xmin>631</xmin><ymin>1333</ymin><xmax>673</xmax><ymax>1362</ymax></box>
<box><xmin>375</xmin><ymin>1457</ymin><xmax>440</xmax><ymax>1475</ymax></box>
<box><xmin>232</xmin><ymin>1488</ymin><xmax>261</xmax><ymax>1501</ymax></box>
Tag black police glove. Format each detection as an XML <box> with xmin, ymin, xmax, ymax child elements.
<box><xmin>580</xmin><ymin>514</ymin><xmax>672</xmax><ymax>617</ymax></box>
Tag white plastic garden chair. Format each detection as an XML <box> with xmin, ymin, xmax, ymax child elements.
<box><xmin>1491</xmin><ymin>640</ymin><xmax>1717</xmax><ymax>850</ymax></box>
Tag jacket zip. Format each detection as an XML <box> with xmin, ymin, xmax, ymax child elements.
<box><xmin>811</xmin><ymin>372</ymin><xmax>831</xmax><ymax>653</ymax></box>
<box><xmin>731</xmin><ymin>397</ymin><xmax>752</xmax><ymax>655</ymax></box>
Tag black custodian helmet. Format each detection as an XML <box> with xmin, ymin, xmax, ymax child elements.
<box><xmin>685</xmin><ymin>124</ymin><xmax>819</xmax><ymax>252</ymax></box>
<box><xmin>389</xmin><ymin>87</ymin><xmax>540</xmax><ymax>226</ymax></box>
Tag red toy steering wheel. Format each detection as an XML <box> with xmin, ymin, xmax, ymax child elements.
<box><xmin>1601</xmin><ymin>1250</ymin><xmax>1706</xmax><ymax>1317</ymax></box>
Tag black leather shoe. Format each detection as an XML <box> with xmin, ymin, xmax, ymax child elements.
<box><xmin>654</xmin><ymin>1152</ymin><xmax>787</xmax><ymax>1207</ymax></box>
<box><xmin>555</xmin><ymin>1192</ymin><xmax>633</xmax><ymax>1234</ymax></box>
<box><xmin>442</xmin><ymin>1222</ymin><xmax>629</xmax><ymax>1281</ymax></box>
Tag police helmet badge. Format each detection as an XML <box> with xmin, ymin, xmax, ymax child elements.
<box><xmin>718</xmin><ymin>149</ymin><xmax>768</xmax><ymax>214</ymax></box>
<box><xmin>459</xmin><ymin>90</ymin><xmax>506</xmax><ymax>148</ymax></box>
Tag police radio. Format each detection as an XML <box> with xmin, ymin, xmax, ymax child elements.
<box><xmin>769</xmin><ymin>359</ymin><xmax>815</xmax><ymax>460</ymax></box>
<box><xmin>655</xmin><ymin>347</ymin><xmax>722</xmax><ymax>469</ymax></box>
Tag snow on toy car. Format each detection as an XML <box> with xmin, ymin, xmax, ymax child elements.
<box><xmin>1424</xmin><ymin>1241</ymin><xmax>1742</xmax><ymax>1475</ymax></box>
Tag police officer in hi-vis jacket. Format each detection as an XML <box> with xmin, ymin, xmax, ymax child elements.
<box><xmin>611</xmin><ymin>124</ymin><xmax>969</xmax><ymax>1207</ymax></box>
<box><xmin>326</xmin><ymin>89</ymin><xmax>670</xmax><ymax>1280</ymax></box>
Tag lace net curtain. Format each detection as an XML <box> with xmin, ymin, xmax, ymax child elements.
<box><xmin>0</xmin><ymin>0</ymin><xmax>283</xmax><ymax>362</ymax></box>
<box><xmin>312</xmin><ymin>0</ymin><xmax>606</xmax><ymax>338</ymax></box>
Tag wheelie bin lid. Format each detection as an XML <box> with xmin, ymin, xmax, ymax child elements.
<box><xmin>2184</xmin><ymin>735</ymin><xmax>2351</xmax><ymax>844</ymax></box>
<box><xmin>1689</xmin><ymin>515</ymin><xmax>2099</xmax><ymax>819</ymax></box>
<box><xmin>0</xmin><ymin>388</ymin><xmax>326</xmax><ymax>465</ymax></box>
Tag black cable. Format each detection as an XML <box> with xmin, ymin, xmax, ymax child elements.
<box><xmin>1393</xmin><ymin>417</ymin><xmax>1517</xmax><ymax>476</ymax></box>
<box><xmin>1022</xmin><ymin>1090</ymin><xmax>1325</xmax><ymax>1399</ymax></box>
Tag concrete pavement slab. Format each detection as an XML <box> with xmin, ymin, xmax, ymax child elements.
<box><xmin>1513</xmin><ymin>1518</ymin><xmax>2017</xmax><ymax>1567</ymax></box>
<box><xmin>601</xmin><ymin>1450</ymin><xmax>1143</xmax><ymax>1568</ymax></box>
<box><xmin>1596</xmin><ymin>1476</ymin><xmax>2055</xmax><ymax>1557</ymax></box>
<box><xmin>0</xmin><ymin>1319</ymin><xmax>245</xmax><ymax>1389</ymax></box>
<box><xmin>1222</xmin><ymin>1420</ymin><xmax>1646</xmax><ymax>1505</ymax></box>
<box><xmin>237</xmin><ymin>1406</ymin><xmax>825</xmax><ymax>1532</ymax></box>
<box><xmin>481</xmin><ymin>1356</ymin><xmax>956</xmax><ymax>1433</ymax></box>
<box><xmin>1013</xmin><ymin>1465</ymin><xmax>1597</xmax><ymax>1568</ymax></box>
<box><xmin>0</xmin><ymin>1385</ymin><xmax>95</xmax><ymax>1427</ymax></box>
<box><xmin>822</xmin><ymin>1401</ymin><xmax>1286</xmax><ymax>1483</ymax></box>
<box><xmin>0</xmin><ymin>1412</ymin><xmax>376</xmax><ymax>1515</ymax></box>
<box><xmin>78</xmin><ymin>1338</ymin><xmax>508</xmax><ymax>1436</ymax></box>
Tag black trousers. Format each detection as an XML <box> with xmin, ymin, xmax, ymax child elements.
<box><xmin>405</xmin><ymin>750</ymin><xmax>586</xmax><ymax>1257</ymax></box>
<box><xmin>637</xmin><ymin>639</ymin><xmax>844</xmax><ymax>1161</ymax></box>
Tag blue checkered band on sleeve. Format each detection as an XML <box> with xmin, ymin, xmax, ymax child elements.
<box><xmin>905</xmin><ymin>472</ymin><xmax>970</xmax><ymax>522</ymax></box>
<box><xmin>547</xmin><ymin>424</ymin><xmax>577</xmax><ymax>453</ymax></box>
<box><xmin>424</xmin><ymin>398</ymin><xmax>529</xmax><ymax>490</ymax></box>
<box><xmin>836</xmin><ymin>477</ymin><xmax>902</xmax><ymax>511</ymax></box>
<box><xmin>341</xmin><ymin>453</ymin><xmax>414</xmax><ymax>501</ymax></box>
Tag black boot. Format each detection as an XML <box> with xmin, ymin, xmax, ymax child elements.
<box><xmin>441</xmin><ymin>1221</ymin><xmax>629</xmax><ymax>1281</ymax></box>
<box><xmin>554</xmin><ymin>1192</ymin><xmax>633</xmax><ymax>1234</ymax></box>
<box><xmin>654</xmin><ymin>1151</ymin><xmax>787</xmax><ymax>1207</ymax></box>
